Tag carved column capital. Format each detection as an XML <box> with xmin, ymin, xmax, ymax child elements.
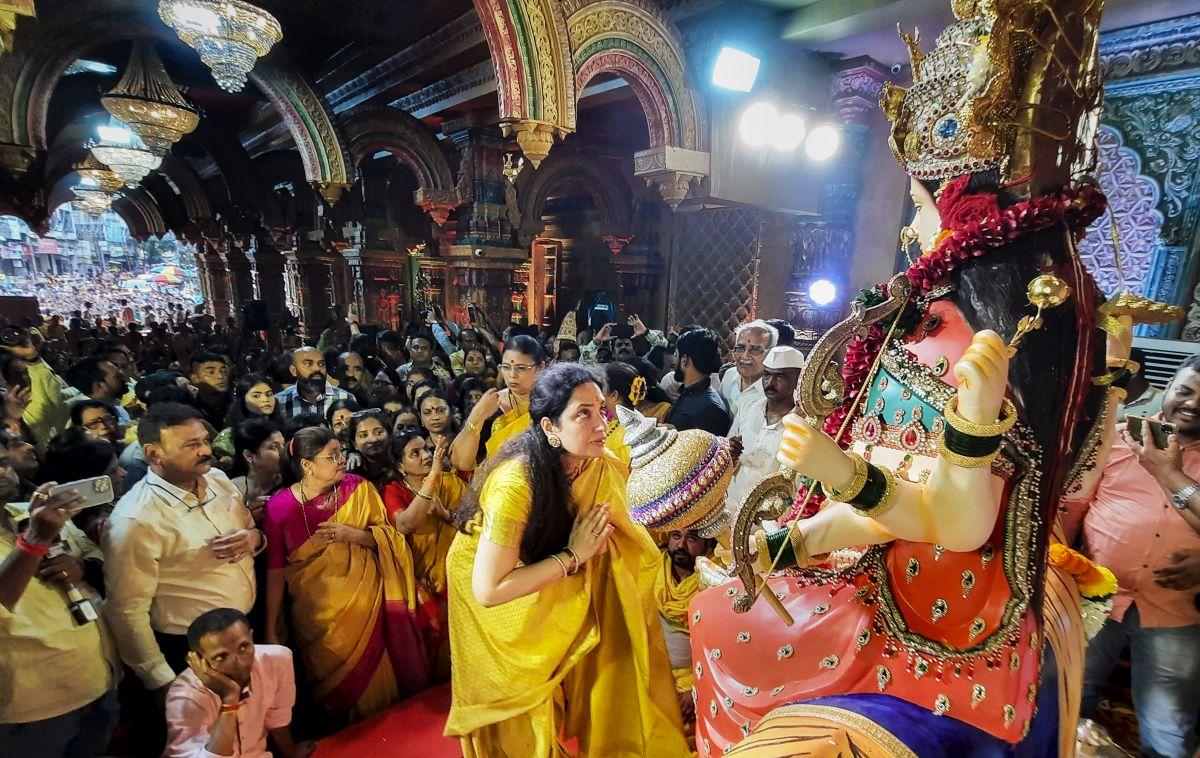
<box><xmin>502</xmin><ymin>120</ymin><xmax>568</xmax><ymax>169</ymax></box>
<box><xmin>413</xmin><ymin>187</ymin><xmax>460</xmax><ymax>227</ymax></box>
<box><xmin>315</xmin><ymin>181</ymin><xmax>352</xmax><ymax>206</ymax></box>
<box><xmin>633</xmin><ymin>146</ymin><xmax>710</xmax><ymax>211</ymax></box>
<box><xmin>831</xmin><ymin>56</ymin><xmax>891</xmax><ymax>127</ymax></box>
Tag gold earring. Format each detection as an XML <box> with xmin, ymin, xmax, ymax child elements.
<box><xmin>900</xmin><ymin>226</ymin><xmax>919</xmax><ymax>265</ymax></box>
<box><xmin>547</xmin><ymin>432</ymin><xmax>562</xmax><ymax>448</ymax></box>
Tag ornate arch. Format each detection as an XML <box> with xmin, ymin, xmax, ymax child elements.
<box><xmin>113</xmin><ymin>186</ymin><xmax>167</xmax><ymax>240</ymax></box>
<box><xmin>0</xmin><ymin>0</ymin><xmax>349</xmax><ymax>196</ymax></box>
<box><xmin>472</xmin><ymin>0</ymin><xmax>576</xmax><ymax>165</ymax></box>
<box><xmin>1078</xmin><ymin>125</ymin><xmax>1163</xmax><ymax>297</ymax></box>
<box><xmin>567</xmin><ymin>0</ymin><xmax>703</xmax><ymax>151</ymax></box>
<box><xmin>339</xmin><ymin>107</ymin><xmax>453</xmax><ymax>190</ymax></box>
<box><xmin>515</xmin><ymin>147</ymin><xmax>633</xmax><ymax>246</ymax></box>
<box><xmin>159</xmin><ymin>155</ymin><xmax>214</xmax><ymax>225</ymax></box>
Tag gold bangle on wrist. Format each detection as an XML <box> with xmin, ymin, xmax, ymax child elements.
<box><xmin>550</xmin><ymin>552</ymin><xmax>569</xmax><ymax>577</ymax></box>
<box><xmin>787</xmin><ymin>524</ymin><xmax>811</xmax><ymax>569</ymax></box>
<box><xmin>820</xmin><ymin>452</ymin><xmax>869</xmax><ymax>502</ymax></box>
<box><xmin>852</xmin><ymin>466</ymin><xmax>899</xmax><ymax>520</ymax></box>
<box><xmin>563</xmin><ymin>547</ymin><xmax>581</xmax><ymax>574</ymax></box>
<box><xmin>466</xmin><ymin>419</ymin><xmax>480</xmax><ymax>434</ymax></box>
<box><xmin>937</xmin><ymin>436</ymin><xmax>1000</xmax><ymax>468</ymax></box>
<box><xmin>944</xmin><ymin>396</ymin><xmax>1017</xmax><ymax>437</ymax></box>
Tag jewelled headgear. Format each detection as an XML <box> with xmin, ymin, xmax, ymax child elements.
<box><xmin>881</xmin><ymin>0</ymin><xmax>1103</xmax><ymax>189</ymax></box>
<box><xmin>617</xmin><ymin>405</ymin><xmax>733</xmax><ymax>538</ymax></box>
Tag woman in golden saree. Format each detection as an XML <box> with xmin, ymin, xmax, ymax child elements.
<box><xmin>263</xmin><ymin>427</ymin><xmax>429</xmax><ymax>722</ymax></box>
<box><xmin>444</xmin><ymin>362</ymin><xmax>689</xmax><ymax>757</ymax></box>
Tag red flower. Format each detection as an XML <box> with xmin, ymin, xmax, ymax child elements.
<box><xmin>942</xmin><ymin>191</ymin><xmax>1001</xmax><ymax>232</ymax></box>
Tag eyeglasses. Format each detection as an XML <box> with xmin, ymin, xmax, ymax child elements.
<box><xmin>499</xmin><ymin>363</ymin><xmax>538</xmax><ymax>375</ymax></box>
<box><xmin>314</xmin><ymin>451</ymin><xmax>347</xmax><ymax>463</ymax></box>
<box><xmin>732</xmin><ymin>344</ymin><xmax>768</xmax><ymax>356</ymax></box>
<box><xmin>83</xmin><ymin>415</ymin><xmax>117</xmax><ymax>430</ymax></box>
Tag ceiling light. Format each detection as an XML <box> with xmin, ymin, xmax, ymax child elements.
<box><xmin>102</xmin><ymin>41</ymin><xmax>200</xmax><ymax>155</ymax></box>
<box><xmin>805</xmin><ymin>124</ymin><xmax>841</xmax><ymax>161</ymax></box>
<box><xmin>74</xmin><ymin>154</ymin><xmax>125</xmax><ymax>194</ymax></box>
<box><xmin>770</xmin><ymin>113</ymin><xmax>806</xmax><ymax>151</ymax></box>
<box><xmin>73</xmin><ymin>188</ymin><xmax>114</xmax><ymax>216</ymax></box>
<box><xmin>712</xmin><ymin>46</ymin><xmax>760</xmax><ymax>92</ymax></box>
<box><xmin>90</xmin><ymin>118</ymin><xmax>162</xmax><ymax>185</ymax></box>
<box><xmin>739</xmin><ymin>101</ymin><xmax>778</xmax><ymax>147</ymax></box>
<box><xmin>159</xmin><ymin>0</ymin><xmax>283</xmax><ymax>93</ymax></box>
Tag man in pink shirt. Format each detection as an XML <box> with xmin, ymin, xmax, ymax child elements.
<box><xmin>1062</xmin><ymin>356</ymin><xmax>1200</xmax><ymax>758</ymax></box>
<box><xmin>165</xmin><ymin>608</ymin><xmax>313</xmax><ymax>758</ymax></box>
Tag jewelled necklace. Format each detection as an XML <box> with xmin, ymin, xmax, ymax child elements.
<box><xmin>297</xmin><ymin>481</ymin><xmax>336</xmax><ymax>538</ymax></box>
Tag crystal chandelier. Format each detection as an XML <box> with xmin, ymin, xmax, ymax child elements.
<box><xmin>89</xmin><ymin>121</ymin><xmax>162</xmax><ymax>186</ymax></box>
<box><xmin>102</xmin><ymin>42</ymin><xmax>200</xmax><ymax>155</ymax></box>
<box><xmin>72</xmin><ymin>180</ymin><xmax>115</xmax><ymax>216</ymax></box>
<box><xmin>75</xmin><ymin>154</ymin><xmax>125</xmax><ymax>194</ymax></box>
<box><xmin>158</xmin><ymin>0</ymin><xmax>282</xmax><ymax>93</ymax></box>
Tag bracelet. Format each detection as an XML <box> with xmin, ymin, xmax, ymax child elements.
<box><xmin>251</xmin><ymin>529</ymin><xmax>268</xmax><ymax>558</ymax></box>
<box><xmin>16</xmin><ymin>534</ymin><xmax>50</xmax><ymax>557</ymax></box>
<box><xmin>563</xmin><ymin>546</ymin><xmax>581</xmax><ymax>575</ymax></box>
<box><xmin>413</xmin><ymin>491</ymin><xmax>434</xmax><ymax>501</ymax></box>
<box><xmin>788</xmin><ymin>524</ymin><xmax>811</xmax><ymax>569</ymax></box>
<box><xmin>937</xmin><ymin>435</ymin><xmax>1000</xmax><ymax>468</ymax></box>
<box><xmin>849</xmin><ymin>464</ymin><xmax>898</xmax><ymax>519</ymax></box>
<box><xmin>219</xmin><ymin>702</ymin><xmax>241</xmax><ymax>714</ymax></box>
<box><xmin>820</xmin><ymin>452</ymin><xmax>869</xmax><ymax>502</ymax></box>
<box><xmin>754</xmin><ymin>526</ymin><xmax>812</xmax><ymax>572</ymax></box>
<box><xmin>550</xmin><ymin>552</ymin><xmax>569</xmax><ymax>578</ymax></box>
<box><xmin>943</xmin><ymin>396</ymin><xmax>1017</xmax><ymax>437</ymax></box>
<box><xmin>465</xmin><ymin>419</ymin><xmax>480</xmax><ymax>434</ymax></box>
<box><xmin>942</xmin><ymin>424</ymin><xmax>1002</xmax><ymax>458</ymax></box>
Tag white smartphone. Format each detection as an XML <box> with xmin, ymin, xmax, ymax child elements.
<box><xmin>48</xmin><ymin>476</ymin><xmax>115</xmax><ymax>512</ymax></box>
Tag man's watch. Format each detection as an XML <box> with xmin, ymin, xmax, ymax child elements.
<box><xmin>1172</xmin><ymin>483</ymin><xmax>1200</xmax><ymax>510</ymax></box>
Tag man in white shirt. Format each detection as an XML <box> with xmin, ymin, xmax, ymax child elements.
<box><xmin>104</xmin><ymin>403</ymin><xmax>260</xmax><ymax>696</ymax></box>
<box><xmin>725</xmin><ymin>346</ymin><xmax>805</xmax><ymax>516</ymax></box>
<box><xmin>720</xmin><ymin>320</ymin><xmax>778</xmax><ymax>420</ymax></box>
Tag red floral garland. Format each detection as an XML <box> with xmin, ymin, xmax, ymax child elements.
<box><xmin>781</xmin><ymin>180</ymin><xmax>1106</xmax><ymax>525</ymax></box>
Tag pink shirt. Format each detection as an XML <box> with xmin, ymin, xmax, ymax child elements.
<box><xmin>164</xmin><ymin>645</ymin><xmax>296</xmax><ymax>758</ymax></box>
<box><xmin>1061</xmin><ymin>426</ymin><xmax>1200</xmax><ymax>628</ymax></box>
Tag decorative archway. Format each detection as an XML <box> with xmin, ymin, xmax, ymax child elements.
<box><xmin>0</xmin><ymin>0</ymin><xmax>350</xmax><ymax>200</ymax></box>
<box><xmin>339</xmin><ymin>107</ymin><xmax>458</xmax><ymax>225</ymax></box>
<box><xmin>515</xmin><ymin>146</ymin><xmax>633</xmax><ymax>246</ymax></box>
<box><xmin>112</xmin><ymin>187</ymin><xmax>167</xmax><ymax>241</ymax></box>
<box><xmin>472</xmin><ymin>0</ymin><xmax>576</xmax><ymax>166</ymax></box>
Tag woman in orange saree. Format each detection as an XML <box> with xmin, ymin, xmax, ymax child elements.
<box><xmin>263</xmin><ymin>426</ymin><xmax>429</xmax><ymax>722</ymax></box>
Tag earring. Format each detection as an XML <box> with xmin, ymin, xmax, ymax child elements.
<box><xmin>900</xmin><ymin>226</ymin><xmax>919</xmax><ymax>265</ymax></box>
<box><xmin>547</xmin><ymin>432</ymin><xmax>562</xmax><ymax>448</ymax></box>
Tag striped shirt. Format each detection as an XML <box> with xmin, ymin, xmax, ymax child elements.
<box><xmin>274</xmin><ymin>383</ymin><xmax>352</xmax><ymax>419</ymax></box>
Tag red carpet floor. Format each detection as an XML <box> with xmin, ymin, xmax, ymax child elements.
<box><xmin>314</xmin><ymin>683</ymin><xmax>461</xmax><ymax>757</ymax></box>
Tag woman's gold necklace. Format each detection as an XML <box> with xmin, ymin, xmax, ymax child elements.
<box><xmin>298</xmin><ymin>480</ymin><xmax>335</xmax><ymax>537</ymax></box>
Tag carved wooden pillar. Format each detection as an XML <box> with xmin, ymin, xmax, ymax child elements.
<box><xmin>282</xmin><ymin>249</ymin><xmax>308</xmax><ymax>338</ymax></box>
<box><xmin>202</xmin><ymin>242</ymin><xmax>233</xmax><ymax>325</ymax></box>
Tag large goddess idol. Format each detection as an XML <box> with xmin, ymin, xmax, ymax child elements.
<box><xmin>672</xmin><ymin>0</ymin><xmax>1163</xmax><ymax>754</ymax></box>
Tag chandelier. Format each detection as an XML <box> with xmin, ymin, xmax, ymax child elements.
<box><xmin>75</xmin><ymin>154</ymin><xmax>125</xmax><ymax>194</ymax></box>
<box><xmin>72</xmin><ymin>182</ymin><xmax>115</xmax><ymax>216</ymax></box>
<box><xmin>90</xmin><ymin>121</ymin><xmax>162</xmax><ymax>186</ymax></box>
<box><xmin>158</xmin><ymin>0</ymin><xmax>282</xmax><ymax>93</ymax></box>
<box><xmin>102</xmin><ymin>42</ymin><xmax>200</xmax><ymax>154</ymax></box>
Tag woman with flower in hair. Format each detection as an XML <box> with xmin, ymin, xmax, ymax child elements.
<box><xmin>444</xmin><ymin>362</ymin><xmax>687</xmax><ymax>756</ymax></box>
<box><xmin>601</xmin><ymin>361</ymin><xmax>645</xmax><ymax>464</ymax></box>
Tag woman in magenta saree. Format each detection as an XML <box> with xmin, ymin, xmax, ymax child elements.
<box><xmin>264</xmin><ymin>426</ymin><xmax>430</xmax><ymax>721</ymax></box>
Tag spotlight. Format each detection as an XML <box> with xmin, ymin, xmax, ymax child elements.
<box><xmin>805</xmin><ymin>124</ymin><xmax>841</xmax><ymax>161</ymax></box>
<box><xmin>809</xmin><ymin>278</ymin><xmax>837</xmax><ymax>306</ymax></box>
<box><xmin>712</xmin><ymin>46</ymin><xmax>760</xmax><ymax>92</ymax></box>
<box><xmin>739</xmin><ymin>101</ymin><xmax>778</xmax><ymax>147</ymax></box>
<box><xmin>770</xmin><ymin>113</ymin><xmax>806</xmax><ymax>151</ymax></box>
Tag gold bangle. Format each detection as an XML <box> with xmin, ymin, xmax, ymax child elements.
<box><xmin>550</xmin><ymin>552</ymin><xmax>569</xmax><ymax>578</ymax></box>
<box><xmin>787</xmin><ymin>524</ymin><xmax>811</xmax><ymax>569</ymax></box>
<box><xmin>852</xmin><ymin>466</ymin><xmax>899</xmax><ymax>519</ymax></box>
<box><xmin>563</xmin><ymin>546</ymin><xmax>581</xmax><ymax>574</ymax></box>
<box><xmin>465</xmin><ymin>419</ymin><xmax>480</xmax><ymax>434</ymax></box>
<box><xmin>820</xmin><ymin>452</ymin><xmax>869</xmax><ymax>502</ymax></box>
<box><xmin>937</xmin><ymin>435</ymin><xmax>1000</xmax><ymax>468</ymax></box>
<box><xmin>944</xmin><ymin>396</ymin><xmax>1017</xmax><ymax>437</ymax></box>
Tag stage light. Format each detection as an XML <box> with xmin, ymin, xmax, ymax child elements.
<box><xmin>739</xmin><ymin>101</ymin><xmax>778</xmax><ymax>147</ymax></box>
<box><xmin>805</xmin><ymin>124</ymin><xmax>841</xmax><ymax>161</ymax></box>
<box><xmin>809</xmin><ymin>278</ymin><xmax>837</xmax><ymax>306</ymax></box>
<box><xmin>712</xmin><ymin>46</ymin><xmax>760</xmax><ymax>92</ymax></box>
<box><xmin>770</xmin><ymin>113</ymin><xmax>806</xmax><ymax>151</ymax></box>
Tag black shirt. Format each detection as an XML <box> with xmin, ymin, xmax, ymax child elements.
<box><xmin>666</xmin><ymin>378</ymin><xmax>731</xmax><ymax>436</ymax></box>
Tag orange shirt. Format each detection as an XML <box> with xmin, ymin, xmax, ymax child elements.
<box><xmin>1061</xmin><ymin>425</ymin><xmax>1200</xmax><ymax>628</ymax></box>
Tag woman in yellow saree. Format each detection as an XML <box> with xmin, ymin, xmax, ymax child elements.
<box><xmin>445</xmin><ymin>362</ymin><xmax>689</xmax><ymax>757</ymax></box>
<box><xmin>450</xmin><ymin>334</ymin><xmax>545</xmax><ymax>472</ymax></box>
<box><xmin>263</xmin><ymin>427</ymin><xmax>430</xmax><ymax>722</ymax></box>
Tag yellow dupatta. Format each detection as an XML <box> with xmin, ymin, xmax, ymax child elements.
<box><xmin>285</xmin><ymin>477</ymin><xmax>426</xmax><ymax>720</ymax></box>
<box><xmin>656</xmin><ymin>549</ymin><xmax>701</xmax><ymax>631</ymax></box>
<box><xmin>485</xmin><ymin>405</ymin><xmax>530</xmax><ymax>459</ymax></box>
<box><xmin>445</xmin><ymin>451</ymin><xmax>688</xmax><ymax>757</ymax></box>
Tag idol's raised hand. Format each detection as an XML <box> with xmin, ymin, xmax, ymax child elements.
<box><xmin>952</xmin><ymin>330</ymin><xmax>1009</xmax><ymax>425</ymax></box>
<box><xmin>776</xmin><ymin>415</ymin><xmax>855</xmax><ymax>494</ymax></box>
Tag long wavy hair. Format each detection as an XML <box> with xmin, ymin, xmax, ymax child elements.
<box><xmin>922</xmin><ymin>172</ymin><xmax>1106</xmax><ymax>609</ymax></box>
<box><xmin>455</xmin><ymin>362</ymin><xmax>606</xmax><ymax>564</ymax></box>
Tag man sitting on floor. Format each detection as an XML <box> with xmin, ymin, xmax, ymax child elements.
<box><xmin>164</xmin><ymin>608</ymin><xmax>313</xmax><ymax>758</ymax></box>
<box><xmin>656</xmin><ymin>528</ymin><xmax>716</xmax><ymax>725</ymax></box>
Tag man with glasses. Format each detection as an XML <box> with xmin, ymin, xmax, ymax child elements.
<box><xmin>104</xmin><ymin>403</ymin><xmax>261</xmax><ymax>708</ymax></box>
<box><xmin>719</xmin><ymin>320</ymin><xmax>778</xmax><ymax>421</ymax></box>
